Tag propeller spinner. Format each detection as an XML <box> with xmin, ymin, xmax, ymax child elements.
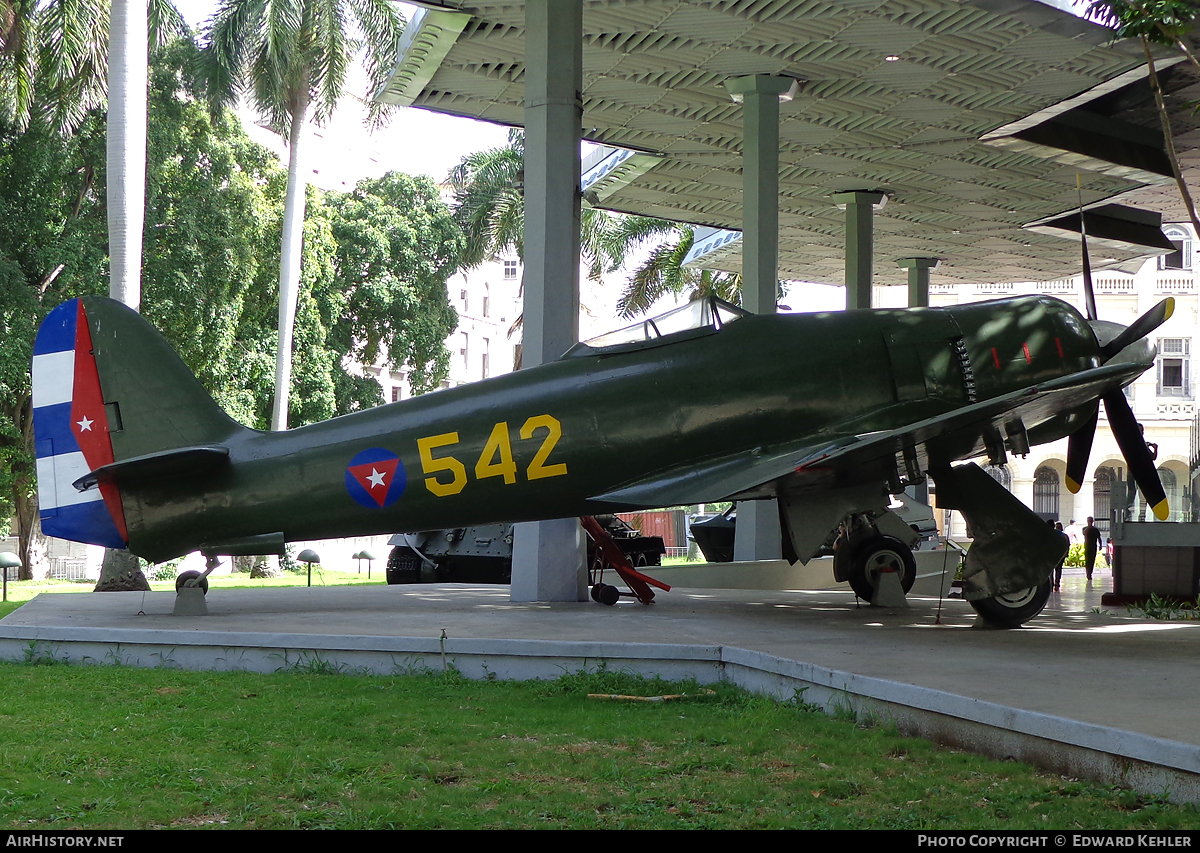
<box><xmin>1066</xmin><ymin>202</ymin><xmax>1172</xmax><ymax>520</ymax></box>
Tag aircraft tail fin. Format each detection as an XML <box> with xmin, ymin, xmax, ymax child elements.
<box><xmin>32</xmin><ymin>297</ymin><xmax>247</xmax><ymax>549</ymax></box>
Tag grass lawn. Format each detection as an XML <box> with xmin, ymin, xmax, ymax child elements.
<box><xmin>0</xmin><ymin>573</ymin><xmax>1195</xmax><ymax>829</ymax></box>
<box><xmin>0</xmin><ymin>665</ymin><xmax>1195</xmax><ymax>830</ymax></box>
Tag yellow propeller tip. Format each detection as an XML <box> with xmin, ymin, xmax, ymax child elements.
<box><xmin>1065</xmin><ymin>477</ymin><xmax>1082</xmax><ymax>494</ymax></box>
<box><xmin>1153</xmin><ymin>499</ymin><xmax>1170</xmax><ymax>521</ymax></box>
<box><xmin>1165</xmin><ymin>297</ymin><xmax>1175</xmax><ymax>321</ymax></box>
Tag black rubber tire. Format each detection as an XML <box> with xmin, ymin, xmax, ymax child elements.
<box><xmin>590</xmin><ymin>583</ymin><xmax>603</xmax><ymax>603</ymax></box>
<box><xmin>175</xmin><ymin>570</ymin><xmax>209</xmax><ymax>595</ymax></box>
<box><xmin>968</xmin><ymin>581</ymin><xmax>1052</xmax><ymax>628</ymax></box>
<box><xmin>848</xmin><ymin>535</ymin><xmax>916</xmax><ymax>601</ymax></box>
<box><xmin>597</xmin><ymin>583</ymin><xmax>620</xmax><ymax>606</ymax></box>
<box><xmin>385</xmin><ymin>546</ymin><xmax>422</xmax><ymax>585</ymax></box>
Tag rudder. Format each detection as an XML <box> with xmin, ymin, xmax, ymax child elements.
<box><xmin>32</xmin><ymin>297</ymin><xmax>248</xmax><ymax>549</ymax></box>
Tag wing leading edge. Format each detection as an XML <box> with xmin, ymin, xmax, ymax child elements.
<box><xmin>590</xmin><ymin>360</ymin><xmax>1142</xmax><ymax>510</ymax></box>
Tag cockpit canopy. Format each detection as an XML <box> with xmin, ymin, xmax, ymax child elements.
<box><xmin>565</xmin><ymin>297</ymin><xmax>750</xmax><ymax>357</ymax></box>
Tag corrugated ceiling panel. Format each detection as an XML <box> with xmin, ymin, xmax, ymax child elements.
<box><xmin>401</xmin><ymin>0</ymin><xmax>1193</xmax><ymax>284</ymax></box>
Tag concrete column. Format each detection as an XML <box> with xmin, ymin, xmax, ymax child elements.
<box><xmin>1075</xmin><ymin>481</ymin><xmax>1095</xmax><ymax>527</ymax></box>
<box><xmin>510</xmin><ymin>0</ymin><xmax>587</xmax><ymax>603</ymax></box>
<box><xmin>832</xmin><ymin>191</ymin><xmax>887</xmax><ymax>310</ymax></box>
<box><xmin>724</xmin><ymin>75</ymin><xmax>795</xmax><ymax>563</ymax></box>
<box><xmin>897</xmin><ymin>257</ymin><xmax>940</xmax><ymax>308</ymax></box>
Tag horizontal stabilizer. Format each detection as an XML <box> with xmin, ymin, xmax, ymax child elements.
<box><xmin>73</xmin><ymin>445</ymin><xmax>230</xmax><ymax>492</ymax></box>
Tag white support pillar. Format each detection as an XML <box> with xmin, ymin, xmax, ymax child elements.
<box><xmin>510</xmin><ymin>0</ymin><xmax>587</xmax><ymax>603</ymax></box>
<box><xmin>833</xmin><ymin>191</ymin><xmax>887</xmax><ymax>310</ymax></box>
<box><xmin>724</xmin><ymin>75</ymin><xmax>795</xmax><ymax>563</ymax></box>
<box><xmin>897</xmin><ymin>257</ymin><xmax>940</xmax><ymax>309</ymax></box>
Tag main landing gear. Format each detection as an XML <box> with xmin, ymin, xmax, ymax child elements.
<box><xmin>967</xmin><ymin>581</ymin><xmax>1053</xmax><ymax>628</ymax></box>
<box><xmin>846</xmin><ymin>535</ymin><xmax>917</xmax><ymax>602</ymax></box>
<box><xmin>833</xmin><ymin>512</ymin><xmax>920</xmax><ymax>605</ymax></box>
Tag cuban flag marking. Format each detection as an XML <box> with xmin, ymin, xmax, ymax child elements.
<box><xmin>345</xmin><ymin>448</ymin><xmax>406</xmax><ymax>509</ymax></box>
<box><xmin>31</xmin><ymin>299</ymin><xmax>128</xmax><ymax>548</ymax></box>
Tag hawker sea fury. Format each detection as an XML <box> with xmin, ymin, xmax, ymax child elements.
<box><xmin>32</xmin><ymin>291</ymin><xmax>1172</xmax><ymax>627</ymax></box>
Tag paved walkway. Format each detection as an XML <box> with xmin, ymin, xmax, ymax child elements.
<box><xmin>1</xmin><ymin>563</ymin><xmax>1197</xmax><ymax>799</ymax></box>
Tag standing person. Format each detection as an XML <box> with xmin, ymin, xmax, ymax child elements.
<box><xmin>1082</xmin><ymin>516</ymin><xmax>1103</xmax><ymax>581</ymax></box>
<box><xmin>1050</xmin><ymin>519</ymin><xmax>1068</xmax><ymax>591</ymax></box>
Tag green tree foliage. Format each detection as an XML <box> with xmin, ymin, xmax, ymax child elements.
<box><xmin>325</xmin><ymin>172</ymin><xmax>461</xmax><ymax>398</ymax></box>
<box><xmin>1087</xmin><ymin>0</ymin><xmax>1200</xmax><ymax>45</ymax></box>
<box><xmin>139</xmin><ymin>43</ymin><xmax>282</xmax><ymax>425</ymax></box>
<box><xmin>0</xmin><ymin>44</ymin><xmax>460</xmax><ymax>573</ymax></box>
<box><xmin>197</xmin><ymin>0</ymin><xmax>407</xmax><ymax>431</ymax></box>
<box><xmin>0</xmin><ymin>111</ymin><xmax>108</xmax><ymax>572</ymax></box>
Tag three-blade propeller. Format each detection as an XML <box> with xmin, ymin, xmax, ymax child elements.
<box><xmin>1065</xmin><ymin>200</ymin><xmax>1172</xmax><ymax>521</ymax></box>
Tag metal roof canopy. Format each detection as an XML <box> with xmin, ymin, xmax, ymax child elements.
<box><xmin>381</xmin><ymin>0</ymin><xmax>1199</xmax><ymax>286</ymax></box>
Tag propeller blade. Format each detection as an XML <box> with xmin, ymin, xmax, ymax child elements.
<box><xmin>1065</xmin><ymin>406</ymin><xmax>1098</xmax><ymax>494</ymax></box>
<box><xmin>1080</xmin><ymin>218</ymin><xmax>1098</xmax><ymax>322</ymax></box>
<box><xmin>1102</xmin><ymin>391</ymin><xmax>1169</xmax><ymax>520</ymax></box>
<box><xmin>1077</xmin><ymin>175</ymin><xmax>1098</xmax><ymax>322</ymax></box>
<box><xmin>1100</xmin><ymin>297</ymin><xmax>1175</xmax><ymax>362</ymax></box>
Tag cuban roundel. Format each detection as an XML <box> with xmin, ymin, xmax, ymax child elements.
<box><xmin>345</xmin><ymin>448</ymin><xmax>406</xmax><ymax>508</ymax></box>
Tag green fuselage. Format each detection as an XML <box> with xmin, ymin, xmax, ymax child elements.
<box><xmin>123</xmin><ymin>295</ymin><xmax>1099</xmax><ymax>562</ymax></box>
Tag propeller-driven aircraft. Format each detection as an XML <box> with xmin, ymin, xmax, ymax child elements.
<box><xmin>31</xmin><ymin>282</ymin><xmax>1171</xmax><ymax>627</ymax></box>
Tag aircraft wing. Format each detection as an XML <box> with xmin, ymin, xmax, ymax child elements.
<box><xmin>590</xmin><ymin>360</ymin><xmax>1143</xmax><ymax>509</ymax></box>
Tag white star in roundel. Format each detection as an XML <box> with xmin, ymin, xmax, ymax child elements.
<box><xmin>366</xmin><ymin>468</ymin><xmax>387</xmax><ymax>489</ymax></box>
<box><xmin>76</xmin><ymin>416</ymin><xmax>94</xmax><ymax>432</ymax></box>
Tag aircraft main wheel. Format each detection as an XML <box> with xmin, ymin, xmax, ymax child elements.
<box><xmin>175</xmin><ymin>571</ymin><xmax>209</xmax><ymax>595</ymax></box>
<box><xmin>968</xmin><ymin>581</ymin><xmax>1052</xmax><ymax>628</ymax></box>
<box><xmin>848</xmin><ymin>536</ymin><xmax>916</xmax><ymax>601</ymax></box>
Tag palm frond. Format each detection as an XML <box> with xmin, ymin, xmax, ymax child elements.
<box><xmin>148</xmin><ymin>0</ymin><xmax>192</xmax><ymax>49</ymax></box>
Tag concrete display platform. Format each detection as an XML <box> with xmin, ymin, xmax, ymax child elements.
<box><xmin>1</xmin><ymin>567</ymin><xmax>1198</xmax><ymax>802</ymax></box>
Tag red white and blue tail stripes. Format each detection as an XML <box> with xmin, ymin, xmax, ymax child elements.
<box><xmin>32</xmin><ymin>299</ymin><xmax>128</xmax><ymax>549</ymax></box>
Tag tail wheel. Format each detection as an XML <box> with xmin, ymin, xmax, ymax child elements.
<box><xmin>968</xmin><ymin>581</ymin><xmax>1052</xmax><ymax>628</ymax></box>
<box><xmin>848</xmin><ymin>536</ymin><xmax>916</xmax><ymax>602</ymax></box>
<box><xmin>175</xmin><ymin>571</ymin><xmax>209</xmax><ymax>595</ymax></box>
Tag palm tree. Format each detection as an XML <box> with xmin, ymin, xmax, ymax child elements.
<box><xmin>450</xmin><ymin>132</ymin><xmax>723</xmax><ymax>334</ymax></box>
<box><xmin>198</xmin><ymin>0</ymin><xmax>405</xmax><ymax>431</ymax></box>
<box><xmin>450</xmin><ymin>128</ymin><xmax>525</xmax><ymax>269</ymax></box>
<box><xmin>0</xmin><ymin>0</ymin><xmax>184</xmax><ymax>586</ymax></box>
<box><xmin>612</xmin><ymin>223</ymin><xmax>743</xmax><ymax>319</ymax></box>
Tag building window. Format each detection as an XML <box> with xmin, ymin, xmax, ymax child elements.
<box><xmin>503</xmin><ymin>260</ymin><xmax>519</xmax><ymax>280</ymax></box>
<box><xmin>1157</xmin><ymin>338</ymin><xmax>1191</xmax><ymax>397</ymax></box>
<box><xmin>1093</xmin><ymin>466</ymin><xmax>1114</xmax><ymax>535</ymax></box>
<box><xmin>391</xmin><ymin>386</ymin><xmax>401</xmax><ymax>403</ymax></box>
<box><xmin>1159</xmin><ymin>227</ymin><xmax>1193</xmax><ymax>271</ymax></box>
<box><xmin>1033</xmin><ymin>466</ymin><xmax>1060</xmax><ymax>520</ymax></box>
<box><xmin>983</xmin><ymin>464</ymin><xmax>1011</xmax><ymax>491</ymax></box>
<box><xmin>482</xmin><ymin>338</ymin><xmax>490</xmax><ymax>379</ymax></box>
